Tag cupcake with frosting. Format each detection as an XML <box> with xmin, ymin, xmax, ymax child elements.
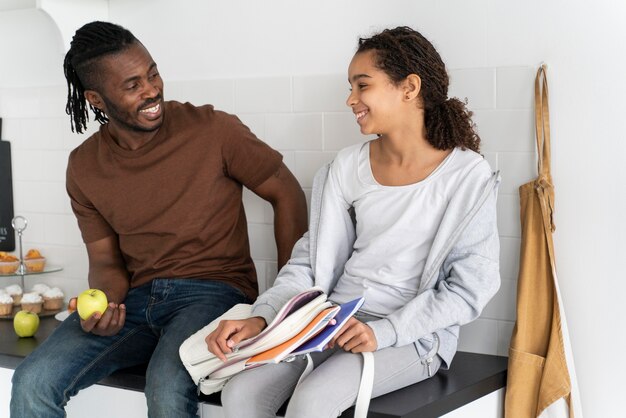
<box><xmin>5</xmin><ymin>284</ymin><xmax>23</xmax><ymax>306</ymax></box>
<box><xmin>31</xmin><ymin>283</ymin><xmax>51</xmax><ymax>295</ymax></box>
<box><xmin>0</xmin><ymin>292</ymin><xmax>13</xmax><ymax>316</ymax></box>
<box><xmin>20</xmin><ymin>292</ymin><xmax>43</xmax><ymax>314</ymax></box>
<box><xmin>42</xmin><ymin>287</ymin><xmax>64</xmax><ymax>311</ymax></box>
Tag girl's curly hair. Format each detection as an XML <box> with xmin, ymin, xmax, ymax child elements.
<box><xmin>357</xmin><ymin>26</ymin><xmax>480</xmax><ymax>152</ymax></box>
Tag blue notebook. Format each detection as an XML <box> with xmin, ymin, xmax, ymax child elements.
<box><xmin>289</xmin><ymin>296</ymin><xmax>365</xmax><ymax>357</ymax></box>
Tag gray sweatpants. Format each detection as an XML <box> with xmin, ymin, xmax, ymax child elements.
<box><xmin>220</xmin><ymin>341</ymin><xmax>442</xmax><ymax>418</ymax></box>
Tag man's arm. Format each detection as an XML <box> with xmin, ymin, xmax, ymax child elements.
<box><xmin>249</xmin><ymin>162</ymin><xmax>308</xmax><ymax>270</ymax></box>
<box><xmin>86</xmin><ymin>235</ymin><xmax>130</xmax><ymax>303</ymax></box>
<box><xmin>74</xmin><ymin>235</ymin><xmax>130</xmax><ymax>336</ymax></box>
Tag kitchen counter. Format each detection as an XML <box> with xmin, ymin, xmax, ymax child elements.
<box><xmin>1</xmin><ymin>315</ymin><xmax>158</xmax><ymax>394</ymax></box>
<box><xmin>0</xmin><ymin>316</ymin><xmax>508</xmax><ymax>417</ymax></box>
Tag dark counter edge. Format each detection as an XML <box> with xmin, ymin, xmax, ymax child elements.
<box><xmin>1</xmin><ymin>352</ymin><xmax>507</xmax><ymax>418</ymax></box>
<box><xmin>0</xmin><ymin>318</ymin><xmax>508</xmax><ymax>418</ymax></box>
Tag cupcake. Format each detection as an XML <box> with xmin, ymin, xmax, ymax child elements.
<box><xmin>20</xmin><ymin>292</ymin><xmax>43</xmax><ymax>314</ymax></box>
<box><xmin>0</xmin><ymin>252</ymin><xmax>19</xmax><ymax>274</ymax></box>
<box><xmin>6</xmin><ymin>284</ymin><xmax>23</xmax><ymax>306</ymax></box>
<box><xmin>24</xmin><ymin>249</ymin><xmax>46</xmax><ymax>273</ymax></box>
<box><xmin>31</xmin><ymin>283</ymin><xmax>51</xmax><ymax>295</ymax></box>
<box><xmin>0</xmin><ymin>292</ymin><xmax>13</xmax><ymax>316</ymax></box>
<box><xmin>42</xmin><ymin>287</ymin><xmax>64</xmax><ymax>311</ymax></box>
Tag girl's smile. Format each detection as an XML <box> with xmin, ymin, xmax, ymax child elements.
<box><xmin>355</xmin><ymin>109</ymin><xmax>369</xmax><ymax>124</ymax></box>
<box><xmin>346</xmin><ymin>50</ymin><xmax>407</xmax><ymax>137</ymax></box>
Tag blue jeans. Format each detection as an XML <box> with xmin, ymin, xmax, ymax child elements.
<box><xmin>10</xmin><ymin>278</ymin><xmax>249</xmax><ymax>418</ymax></box>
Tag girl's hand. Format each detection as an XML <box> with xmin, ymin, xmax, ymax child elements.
<box><xmin>206</xmin><ymin>317</ymin><xmax>267</xmax><ymax>361</ymax></box>
<box><xmin>328</xmin><ymin>317</ymin><xmax>378</xmax><ymax>353</ymax></box>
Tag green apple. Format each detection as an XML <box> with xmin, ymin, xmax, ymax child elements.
<box><xmin>13</xmin><ymin>310</ymin><xmax>40</xmax><ymax>337</ymax></box>
<box><xmin>77</xmin><ymin>289</ymin><xmax>108</xmax><ymax>320</ymax></box>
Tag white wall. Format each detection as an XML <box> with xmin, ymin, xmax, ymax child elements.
<box><xmin>0</xmin><ymin>1</ymin><xmax>624</xmax><ymax>416</ymax></box>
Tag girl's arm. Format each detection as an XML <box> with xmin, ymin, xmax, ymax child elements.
<box><xmin>252</xmin><ymin>161</ymin><xmax>356</xmax><ymax>325</ymax></box>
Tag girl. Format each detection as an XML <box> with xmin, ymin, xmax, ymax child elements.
<box><xmin>207</xmin><ymin>26</ymin><xmax>501</xmax><ymax>418</ymax></box>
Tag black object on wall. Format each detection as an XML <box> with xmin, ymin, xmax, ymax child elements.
<box><xmin>0</xmin><ymin>117</ymin><xmax>16</xmax><ymax>251</ymax></box>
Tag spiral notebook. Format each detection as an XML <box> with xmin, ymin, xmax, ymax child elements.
<box><xmin>245</xmin><ymin>296</ymin><xmax>365</xmax><ymax>366</ymax></box>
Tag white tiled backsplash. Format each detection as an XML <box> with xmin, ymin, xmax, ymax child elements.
<box><xmin>0</xmin><ymin>66</ymin><xmax>536</xmax><ymax>357</ymax></box>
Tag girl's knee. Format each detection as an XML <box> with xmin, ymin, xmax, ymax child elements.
<box><xmin>222</xmin><ymin>375</ymin><xmax>290</xmax><ymax>418</ymax></box>
<box><xmin>220</xmin><ymin>380</ymin><xmax>239</xmax><ymax>409</ymax></box>
<box><xmin>221</xmin><ymin>378</ymin><xmax>267</xmax><ymax>417</ymax></box>
<box><xmin>286</xmin><ymin>387</ymin><xmax>343</xmax><ymax>418</ymax></box>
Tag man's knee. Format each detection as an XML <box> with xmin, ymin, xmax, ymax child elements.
<box><xmin>11</xmin><ymin>358</ymin><xmax>67</xmax><ymax>417</ymax></box>
<box><xmin>145</xmin><ymin>371</ymin><xmax>199</xmax><ymax>417</ymax></box>
<box><xmin>12</xmin><ymin>358</ymin><xmax>54</xmax><ymax>397</ymax></box>
<box><xmin>144</xmin><ymin>374</ymin><xmax>189</xmax><ymax>403</ymax></box>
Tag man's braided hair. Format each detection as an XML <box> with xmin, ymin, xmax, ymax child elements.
<box><xmin>63</xmin><ymin>21</ymin><xmax>137</xmax><ymax>133</ymax></box>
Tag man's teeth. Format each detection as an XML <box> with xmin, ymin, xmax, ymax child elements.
<box><xmin>140</xmin><ymin>104</ymin><xmax>160</xmax><ymax>113</ymax></box>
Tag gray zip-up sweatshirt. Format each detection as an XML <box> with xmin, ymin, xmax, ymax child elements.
<box><xmin>252</xmin><ymin>149</ymin><xmax>501</xmax><ymax>368</ymax></box>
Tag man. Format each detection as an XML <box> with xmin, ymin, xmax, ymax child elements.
<box><xmin>10</xmin><ymin>21</ymin><xmax>308</xmax><ymax>417</ymax></box>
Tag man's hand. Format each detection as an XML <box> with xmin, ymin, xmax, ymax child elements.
<box><xmin>206</xmin><ymin>317</ymin><xmax>267</xmax><ymax>362</ymax></box>
<box><xmin>328</xmin><ymin>317</ymin><xmax>377</xmax><ymax>353</ymax></box>
<box><xmin>68</xmin><ymin>297</ymin><xmax>126</xmax><ymax>336</ymax></box>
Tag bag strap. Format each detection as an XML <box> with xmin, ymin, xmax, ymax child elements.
<box><xmin>354</xmin><ymin>352</ymin><xmax>374</xmax><ymax>418</ymax></box>
<box><xmin>294</xmin><ymin>352</ymin><xmax>374</xmax><ymax>418</ymax></box>
<box><xmin>534</xmin><ymin>64</ymin><xmax>551</xmax><ymax>179</ymax></box>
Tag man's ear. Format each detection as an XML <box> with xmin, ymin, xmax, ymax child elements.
<box><xmin>84</xmin><ymin>90</ymin><xmax>104</xmax><ymax>111</ymax></box>
<box><xmin>403</xmin><ymin>74</ymin><xmax>422</xmax><ymax>101</ymax></box>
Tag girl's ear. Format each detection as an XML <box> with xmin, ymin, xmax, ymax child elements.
<box><xmin>403</xmin><ymin>74</ymin><xmax>422</xmax><ymax>101</ymax></box>
<box><xmin>84</xmin><ymin>90</ymin><xmax>104</xmax><ymax>111</ymax></box>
